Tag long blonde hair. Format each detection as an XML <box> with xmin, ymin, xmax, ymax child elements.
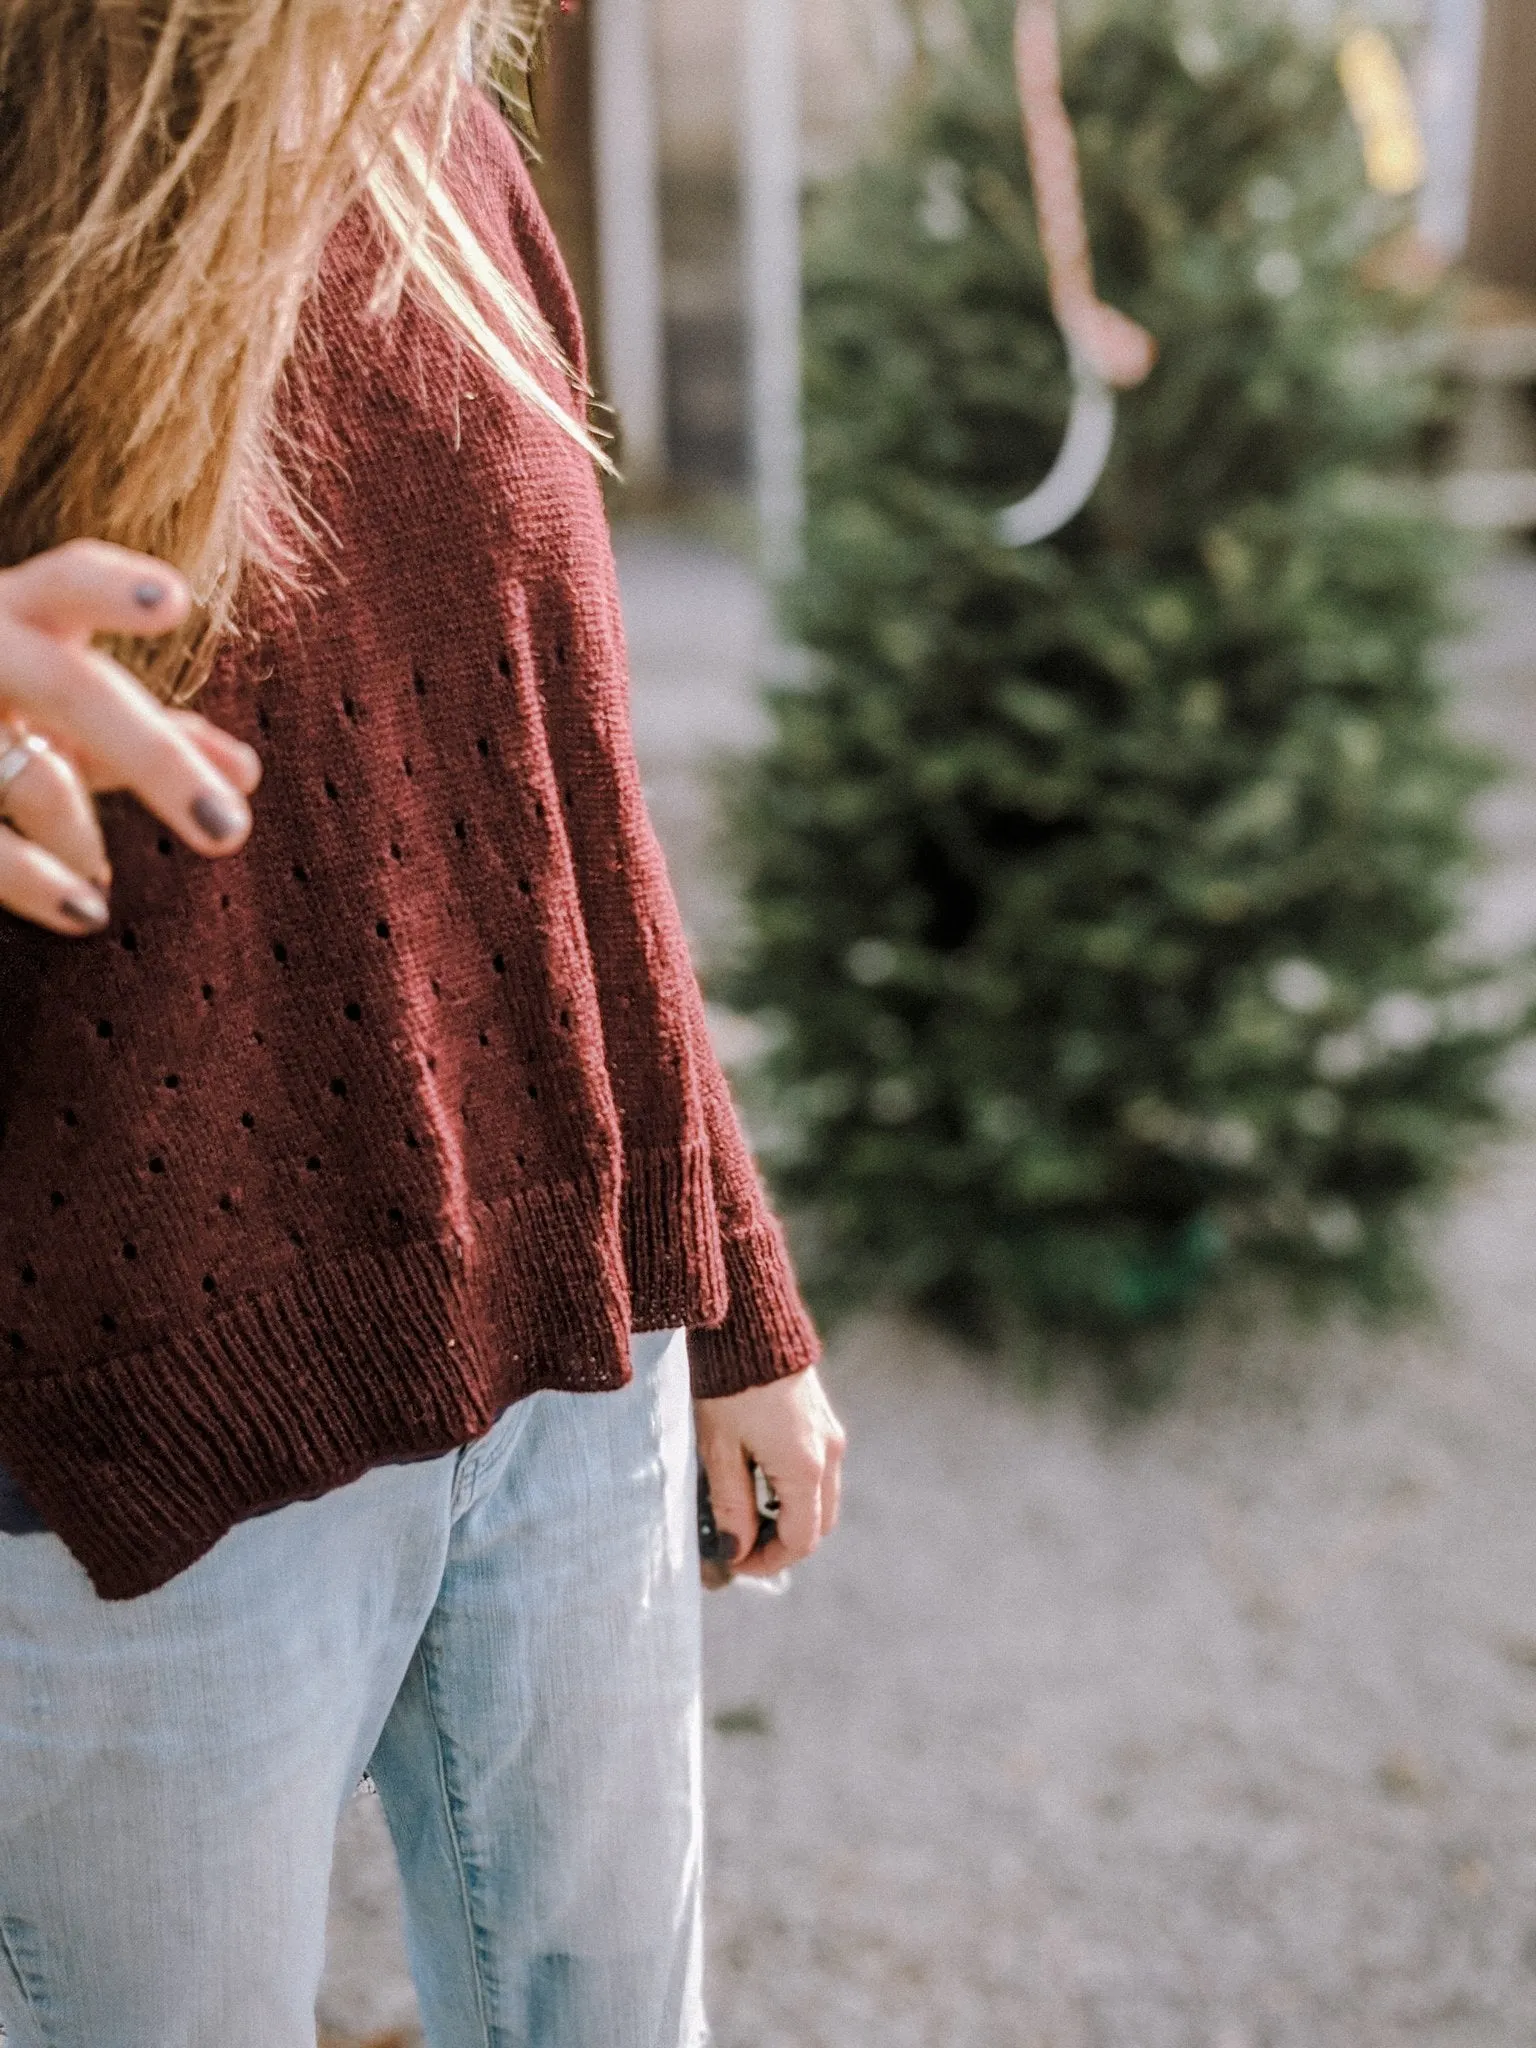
<box><xmin>0</xmin><ymin>1</ymin><xmax>599</xmax><ymax>698</ymax></box>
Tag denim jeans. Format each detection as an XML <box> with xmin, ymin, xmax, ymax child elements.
<box><xmin>0</xmin><ymin>1328</ymin><xmax>705</xmax><ymax>2048</ymax></box>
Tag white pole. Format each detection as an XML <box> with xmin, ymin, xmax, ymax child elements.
<box><xmin>592</xmin><ymin>0</ymin><xmax>667</xmax><ymax>483</ymax></box>
<box><xmin>741</xmin><ymin>0</ymin><xmax>805</xmax><ymax>581</ymax></box>
<box><xmin>1418</xmin><ymin>0</ymin><xmax>1489</xmax><ymax>258</ymax></box>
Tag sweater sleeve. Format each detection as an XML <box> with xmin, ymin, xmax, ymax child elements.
<box><xmin>683</xmin><ymin>978</ymin><xmax>822</xmax><ymax>1399</ymax></box>
<box><xmin>480</xmin><ymin>97</ymin><xmax>821</xmax><ymax>1398</ymax></box>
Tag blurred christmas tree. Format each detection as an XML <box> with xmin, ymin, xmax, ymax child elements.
<box><xmin>721</xmin><ymin>0</ymin><xmax>1532</xmax><ymax>1375</ymax></box>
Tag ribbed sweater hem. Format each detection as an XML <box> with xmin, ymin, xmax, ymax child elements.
<box><xmin>689</xmin><ymin>1221</ymin><xmax>822</xmax><ymax>1398</ymax></box>
<box><xmin>622</xmin><ymin>1138</ymin><xmax>731</xmax><ymax>1332</ymax></box>
<box><xmin>0</xmin><ymin>1149</ymin><xmax>769</xmax><ymax>1601</ymax></box>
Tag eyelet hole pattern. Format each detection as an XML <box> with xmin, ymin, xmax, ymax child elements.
<box><xmin>20</xmin><ymin>646</ymin><xmax>583</xmax><ymax>1358</ymax></box>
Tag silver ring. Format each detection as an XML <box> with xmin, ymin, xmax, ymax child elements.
<box><xmin>0</xmin><ymin>732</ymin><xmax>50</xmax><ymax>818</ymax></box>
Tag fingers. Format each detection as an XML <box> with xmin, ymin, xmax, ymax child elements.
<box><xmin>695</xmin><ymin>1369</ymin><xmax>848</xmax><ymax>1580</ymax></box>
<box><xmin>744</xmin><ymin>1374</ymin><xmax>847</xmax><ymax>1575</ymax></box>
<box><xmin>819</xmin><ymin>1426</ymin><xmax>845</xmax><ymax>1542</ymax></box>
<box><xmin>79</xmin><ymin>708</ymin><xmax>262</xmax><ymax>803</ymax></box>
<box><xmin>0</xmin><ymin>541</ymin><xmax>255</xmax><ymax>861</ymax></box>
<box><xmin>0</xmin><ymin>539</ymin><xmax>190</xmax><ymax>642</ymax></box>
<box><xmin>734</xmin><ymin>1451</ymin><xmax>824</xmax><ymax>1578</ymax></box>
<box><xmin>0</xmin><ymin>824</ymin><xmax>109</xmax><ymax>937</ymax></box>
<box><xmin>168</xmin><ymin>710</ymin><xmax>262</xmax><ymax>794</ymax></box>
<box><xmin>0</xmin><ymin>742</ymin><xmax>111</xmax><ymax>890</ymax></box>
<box><xmin>697</xmin><ymin>1439</ymin><xmax>759</xmax><ymax>1581</ymax></box>
<box><xmin>0</xmin><ymin>626</ymin><xmax>252</xmax><ymax>857</ymax></box>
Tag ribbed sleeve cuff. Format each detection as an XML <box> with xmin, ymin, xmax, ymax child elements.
<box><xmin>688</xmin><ymin>1220</ymin><xmax>821</xmax><ymax>1399</ymax></box>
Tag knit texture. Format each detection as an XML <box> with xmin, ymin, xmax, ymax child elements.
<box><xmin>0</xmin><ymin>94</ymin><xmax>819</xmax><ymax>1600</ymax></box>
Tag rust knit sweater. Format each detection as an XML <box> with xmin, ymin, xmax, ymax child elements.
<box><xmin>0</xmin><ymin>94</ymin><xmax>818</xmax><ymax>1600</ymax></box>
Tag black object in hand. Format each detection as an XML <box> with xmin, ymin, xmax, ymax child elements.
<box><xmin>696</xmin><ymin>1468</ymin><xmax>736</xmax><ymax>1567</ymax></box>
<box><xmin>697</xmin><ymin>1464</ymin><xmax>778</xmax><ymax>1571</ymax></box>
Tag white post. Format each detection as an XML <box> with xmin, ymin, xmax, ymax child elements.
<box><xmin>741</xmin><ymin>0</ymin><xmax>805</xmax><ymax>581</ymax></box>
<box><xmin>1418</xmin><ymin>0</ymin><xmax>1489</xmax><ymax>258</ymax></box>
<box><xmin>592</xmin><ymin>0</ymin><xmax>668</xmax><ymax>483</ymax></box>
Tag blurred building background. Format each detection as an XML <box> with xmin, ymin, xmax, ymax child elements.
<box><xmin>523</xmin><ymin>0</ymin><xmax>1536</xmax><ymax>535</ymax></box>
<box><xmin>529</xmin><ymin>0</ymin><xmax>903</xmax><ymax>498</ymax></box>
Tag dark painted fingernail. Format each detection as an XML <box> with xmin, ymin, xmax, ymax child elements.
<box><xmin>133</xmin><ymin>581</ymin><xmax>168</xmax><ymax>610</ymax></box>
<box><xmin>60</xmin><ymin>891</ymin><xmax>109</xmax><ymax>930</ymax></box>
<box><xmin>191</xmin><ymin>791</ymin><xmax>246</xmax><ymax>842</ymax></box>
<box><xmin>712</xmin><ymin>1531</ymin><xmax>741</xmax><ymax>1563</ymax></box>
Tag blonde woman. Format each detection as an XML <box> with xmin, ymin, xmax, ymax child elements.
<box><xmin>0</xmin><ymin>6</ymin><xmax>843</xmax><ymax>2043</ymax></box>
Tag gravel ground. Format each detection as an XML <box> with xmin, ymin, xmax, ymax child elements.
<box><xmin>321</xmin><ymin>536</ymin><xmax>1536</xmax><ymax>2048</ymax></box>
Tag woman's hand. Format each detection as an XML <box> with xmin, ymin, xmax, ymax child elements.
<box><xmin>694</xmin><ymin>1367</ymin><xmax>846</xmax><ymax>1584</ymax></box>
<box><xmin>0</xmin><ymin>540</ymin><xmax>261</xmax><ymax>935</ymax></box>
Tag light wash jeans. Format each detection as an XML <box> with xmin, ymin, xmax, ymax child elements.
<box><xmin>0</xmin><ymin>1328</ymin><xmax>705</xmax><ymax>2048</ymax></box>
